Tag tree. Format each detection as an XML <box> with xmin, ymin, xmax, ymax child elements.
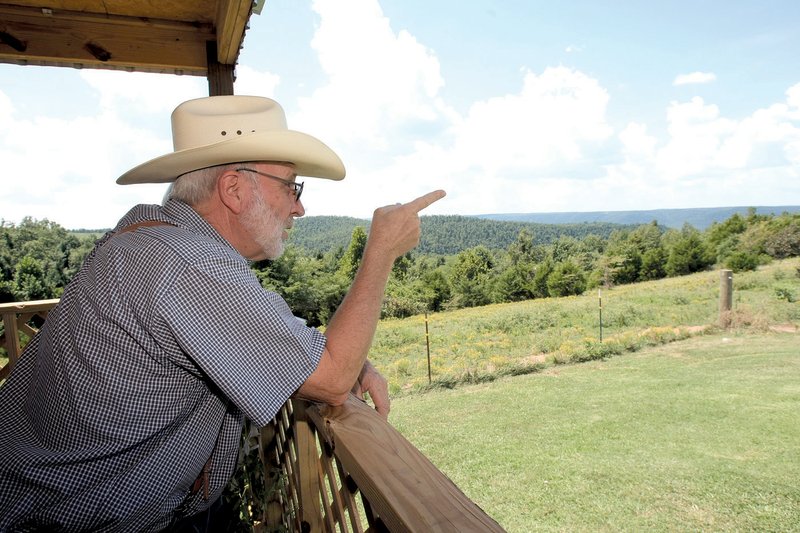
<box><xmin>725</xmin><ymin>251</ymin><xmax>759</xmax><ymax>272</ymax></box>
<box><xmin>338</xmin><ymin>226</ymin><xmax>368</xmax><ymax>281</ymax></box>
<box><xmin>665</xmin><ymin>224</ymin><xmax>713</xmax><ymax>276</ymax></box>
<box><xmin>419</xmin><ymin>268</ymin><xmax>451</xmax><ymax>312</ymax></box>
<box><xmin>532</xmin><ymin>259</ymin><xmax>554</xmax><ymax>298</ymax></box>
<box><xmin>12</xmin><ymin>255</ymin><xmax>52</xmax><ymax>301</ymax></box>
<box><xmin>449</xmin><ymin>246</ymin><xmax>494</xmax><ymax>308</ymax></box>
<box><xmin>546</xmin><ymin>260</ymin><xmax>586</xmax><ymax>297</ymax></box>
<box><xmin>494</xmin><ymin>260</ymin><xmax>536</xmax><ymax>302</ymax></box>
<box><xmin>508</xmin><ymin>229</ymin><xmax>536</xmax><ymax>264</ymax></box>
<box><xmin>639</xmin><ymin>247</ymin><xmax>667</xmax><ymax>280</ymax></box>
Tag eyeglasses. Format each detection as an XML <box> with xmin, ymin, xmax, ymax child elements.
<box><xmin>236</xmin><ymin>167</ymin><xmax>304</xmax><ymax>202</ymax></box>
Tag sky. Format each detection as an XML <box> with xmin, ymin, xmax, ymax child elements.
<box><xmin>1</xmin><ymin>0</ymin><xmax>799</xmax><ymax>229</ymax></box>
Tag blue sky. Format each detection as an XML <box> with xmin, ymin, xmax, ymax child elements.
<box><xmin>1</xmin><ymin>0</ymin><xmax>799</xmax><ymax>229</ymax></box>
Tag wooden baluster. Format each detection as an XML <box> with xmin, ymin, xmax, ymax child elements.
<box><xmin>293</xmin><ymin>399</ymin><xmax>326</xmax><ymax>532</ymax></box>
<box><xmin>1</xmin><ymin>311</ymin><xmax>22</xmax><ymax>379</ymax></box>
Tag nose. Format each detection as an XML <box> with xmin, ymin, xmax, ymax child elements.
<box><xmin>293</xmin><ymin>197</ymin><xmax>305</xmax><ymax>217</ymax></box>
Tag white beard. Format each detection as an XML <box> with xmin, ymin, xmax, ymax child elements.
<box><xmin>240</xmin><ymin>191</ymin><xmax>287</xmax><ymax>260</ymax></box>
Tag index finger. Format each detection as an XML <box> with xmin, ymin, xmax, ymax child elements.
<box><xmin>406</xmin><ymin>189</ymin><xmax>446</xmax><ymax>213</ymax></box>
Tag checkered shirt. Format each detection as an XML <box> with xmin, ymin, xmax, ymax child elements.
<box><xmin>0</xmin><ymin>200</ymin><xmax>325</xmax><ymax>531</ymax></box>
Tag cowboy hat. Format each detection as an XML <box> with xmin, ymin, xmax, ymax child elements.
<box><xmin>117</xmin><ymin>95</ymin><xmax>345</xmax><ymax>184</ymax></box>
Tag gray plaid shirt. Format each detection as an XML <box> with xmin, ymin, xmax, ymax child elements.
<box><xmin>0</xmin><ymin>199</ymin><xmax>325</xmax><ymax>531</ymax></box>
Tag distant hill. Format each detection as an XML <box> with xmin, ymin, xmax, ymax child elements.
<box><xmin>476</xmin><ymin>206</ymin><xmax>800</xmax><ymax>230</ymax></box>
<box><xmin>290</xmin><ymin>215</ymin><xmax>633</xmax><ymax>256</ymax></box>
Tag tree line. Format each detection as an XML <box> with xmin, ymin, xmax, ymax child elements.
<box><xmin>2</xmin><ymin>209</ymin><xmax>798</xmax><ymax>327</ymax></box>
<box><xmin>291</xmin><ymin>215</ymin><xmax>634</xmax><ymax>255</ymax></box>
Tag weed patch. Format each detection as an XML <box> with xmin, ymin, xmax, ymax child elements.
<box><xmin>370</xmin><ymin>258</ymin><xmax>799</xmax><ymax>395</ymax></box>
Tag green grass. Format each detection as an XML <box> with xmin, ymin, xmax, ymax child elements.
<box><xmin>370</xmin><ymin>258</ymin><xmax>800</xmax><ymax>394</ymax></box>
<box><xmin>390</xmin><ymin>332</ymin><xmax>800</xmax><ymax>532</ymax></box>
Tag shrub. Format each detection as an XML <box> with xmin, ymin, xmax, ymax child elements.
<box><xmin>774</xmin><ymin>286</ymin><xmax>796</xmax><ymax>303</ymax></box>
<box><xmin>725</xmin><ymin>251</ymin><xmax>759</xmax><ymax>272</ymax></box>
<box><xmin>547</xmin><ymin>260</ymin><xmax>587</xmax><ymax>297</ymax></box>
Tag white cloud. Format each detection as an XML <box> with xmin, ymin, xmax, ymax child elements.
<box><xmin>234</xmin><ymin>65</ymin><xmax>281</xmax><ymax>97</ymax></box>
<box><xmin>0</xmin><ymin>75</ymin><xmax>193</xmax><ymax>228</ymax></box>
<box><xmin>80</xmin><ymin>70</ymin><xmax>206</xmax><ymax>114</ymax></box>
<box><xmin>4</xmin><ymin>2</ymin><xmax>799</xmax><ymax>228</ymax></box>
<box><xmin>451</xmin><ymin>67</ymin><xmax>613</xmax><ymax>176</ymax></box>
<box><xmin>294</xmin><ymin>0</ymin><xmax>452</xmax><ymax>151</ymax></box>
<box><xmin>289</xmin><ymin>0</ymin><xmax>797</xmax><ymax>217</ymax></box>
<box><xmin>673</xmin><ymin>71</ymin><xmax>717</xmax><ymax>86</ymax></box>
<box><xmin>603</xmin><ymin>91</ymin><xmax>800</xmax><ymax>209</ymax></box>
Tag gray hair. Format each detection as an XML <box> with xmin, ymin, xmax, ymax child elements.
<box><xmin>165</xmin><ymin>163</ymin><xmax>247</xmax><ymax>206</ymax></box>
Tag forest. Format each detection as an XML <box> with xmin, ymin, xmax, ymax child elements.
<box><xmin>2</xmin><ymin>209</ymin><xmax>799</xmax><ymax>326</ymax></box>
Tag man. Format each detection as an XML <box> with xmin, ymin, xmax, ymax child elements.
<box><xmin>0</xmin><ymin>95</ymin><xmax>445</xmax><ymax>531</ymax></box>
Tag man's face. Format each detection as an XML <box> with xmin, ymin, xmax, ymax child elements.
<box><xmin>239</xmin><ymin>163</ymin><xmax>304</xmax><ymax>261</ymax></box>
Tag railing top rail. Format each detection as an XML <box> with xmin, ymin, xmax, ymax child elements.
<box><xmin>306</xmin><ymin>396</ymin><xmax>505</xmax><ymax>532</ymax></box>
<box><xmin>0</xmin><ymin>299</ymin><xmax>60</xmax><ymax>313</ymax></box>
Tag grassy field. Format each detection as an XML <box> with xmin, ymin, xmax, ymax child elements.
<box><xmin>390</xmin><ymin>332</ymin><xmax>800</xmax><ymax>532</ymax></box>
<box><xmin>369</xmin><ymin>258</ymin><xmax>800</xmax><ymax>394</ymax></box>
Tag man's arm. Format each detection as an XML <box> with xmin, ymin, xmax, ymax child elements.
<box><xmin>296</xmin><ymin>190</ymin><xmax>445</xmax><ymax>413</ymax></box>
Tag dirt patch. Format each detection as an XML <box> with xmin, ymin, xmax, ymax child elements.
<box><xmin>523</xmin><ymin>353</ymin><xmax>548</xmax><ymax>365</ymax></box>
<box><xmin>768</xmin><ymin>324</ymin><xmax>798</xmax><ymax>333</ymax></box>
<box><xmin>684</xmin><ymin>325</ymin><xmax>708</xmax><ymax>334</ymax></box>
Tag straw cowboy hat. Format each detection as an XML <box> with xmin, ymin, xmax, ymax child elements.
<box><xmin>117</xmin><ymin>95</ymin><xmax>345</xmax><ymax>184</ymax></box>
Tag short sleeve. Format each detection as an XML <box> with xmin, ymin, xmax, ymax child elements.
<box><xmin>158</xmin><ymin>254</ymin><xmax>325</xmax><ymax>426</ymax></box>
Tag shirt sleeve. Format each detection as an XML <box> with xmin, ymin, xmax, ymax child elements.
<box><xmin>157</xmin><ymin>253</ymin><xmax>325</xmax><ymax>427</ymax></box>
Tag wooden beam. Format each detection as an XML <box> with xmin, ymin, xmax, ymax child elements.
<box><xmin>215</xmin><ymin>0</ymin><xmax>252</xmax><ymax>65</ymax></box>
<box><xmin>0</xmin><ymin>5</ymin><xmax>214</xmax><ymax>75</ymax></box>
<box><xmin>206</xmin><ymin>40</ymin><xmax>234</xmax><ymax>95</ymax></box>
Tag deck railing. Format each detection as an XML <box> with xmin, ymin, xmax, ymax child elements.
<box><xmin>0</xmin><ymin>298</ymin><xmax>59</xmax><ymax>380</ymax></box>
<box><xmin>0</xmin><ymin>299</ymin><xmax>505</xmax><ymax>532</ymax></box>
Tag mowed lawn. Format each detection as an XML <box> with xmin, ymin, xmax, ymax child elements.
<box><xmin>389</xmin><ymin>332</ymin><xmax>800</xmax><ymax>532</ymax></box>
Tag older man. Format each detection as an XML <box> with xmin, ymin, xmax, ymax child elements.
<box><xmin>0</xmin><ymin>95</ymin><xmax>445</xmax><ymax>531</ymax></box>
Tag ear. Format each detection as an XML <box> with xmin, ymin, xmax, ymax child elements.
<box><xmin>217</xmin><ymin>169</ymin><xmax>249</xmax><ymax>214</ymax></box>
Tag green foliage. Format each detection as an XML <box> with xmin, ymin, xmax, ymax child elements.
<box><xmin>726</xmin><ymin>251</ymin><xmax>760</xmax><ymax>272</ymax></box>
<box><xmin>12</xmin><ymin>256</ymin><xmax>51</xmax><ymax>301</ymax></box>
<box><xmin>546</xmin><ymin>260</ymin><xmax>586</xmax><ymax>297</ymax></box>
<box><xmin>4</xmin><ymin>208</ymin><xmax>800</xmax><ymax>325</ymax></box>
<box><xmin>664</xmin><ymin>224</ymin><xmax>714</xmax><ymax>276</ymax></box>
<box><xmin>493</xmin><ymin>260</ymin><xmax>536</xmax><ymax>302</ymax></box>
<box><xmin>707</xmin><ymin>212</ymin><xmax>747</xmax><ymax>251</ymax></box>
<box><xmin>448</xmin><ymin>246</ymin><xmax>494</xmax><ymax>308</ymax></box>
<box><xmin>532</xmin><ymin>258</ymin><xmax>554</xmax><ymax>298</ymax></box>
<box><xmin>0</xmin><ymin>218</ymin><xmax>95</xmax><ymax>303</ymax></box>
<box><xmin>367</xmin><ymin>258</ymin><xmax>800</xmax><ymax>395</ymax></box>
<box><xmin>639</xmin><ymin>246</ymin><xmax>667</xmax><ymax>280</ymax></box>
<box><xmin>774</xmin><ymin>285</ymin><xmax>796</xmax><ymax>303</ymax></box>
<box><xmin>290</xmin><ymin>214</ymin><xmax>635</xmax><ymax>256</ymax></box>
<box><xmin>337</xmin><ymin>226</ymin><xmax>367</xmax><ymax>281</ymax></box>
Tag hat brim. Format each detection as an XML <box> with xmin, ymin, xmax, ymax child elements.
<box><xmin>117</xmin><ymin>130</ymin><xmax>345</xmax><ymax>184</ymax></box>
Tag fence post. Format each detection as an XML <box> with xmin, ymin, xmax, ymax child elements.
<box><xmin>425</xmin><ymin>312</ymin><xmax>432</xmax><ymax>384</ymax></box>
<box><xmin>719</xmin><ymin>269</ymin><xmax>733</xmax><ymax>327</ymax></box>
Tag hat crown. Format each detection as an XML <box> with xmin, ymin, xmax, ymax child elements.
<box><xmin>171</xmin><ymin>95</ymin><xmax>289</xmax><ymax>151</ymax></box>
<box><xmin>117</xmin><ymin>94</ymin><xmax>345</xmax><ymax>184</ymax></box>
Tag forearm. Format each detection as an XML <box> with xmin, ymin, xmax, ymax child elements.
<box><xmin>296</xmin><ymin>190</ymin><xmax>445</xmax><ymax>405</ymax></box>
<box><xmin>324</xmin><ymin>244</ymin><xmax>394</xmax><ymax>380</ymax></box>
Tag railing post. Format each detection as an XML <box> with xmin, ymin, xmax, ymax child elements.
<box><xmin>2</xmin><ymin>311</ymin><xmax>22</xmax><ymax>371</ymax></box>
<box><xmin>0</xmin><ymin>299</ymin><xmax>60</xmax><ymax>381</ymax></box>
<box><xmin>719</xmin><ymin>269</ymin><xmax>733</xmax><ymax>327</ymax></box>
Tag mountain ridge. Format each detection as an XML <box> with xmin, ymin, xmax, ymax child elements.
<box><xmin>475</xmin><ymin>205</ymin><xmax>800</xmax><ymax>230</ymax></box>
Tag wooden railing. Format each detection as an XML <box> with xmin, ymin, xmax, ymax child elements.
<box><xmin>260</xmin><ymin>397</ymin><xmax>504</xmax><ymax>532</ymax></box>
<box><xmin>0</xmin><ymin>299</ymin><xmax>505</xmax><ymax>532</ymax></box>
<box><xmin>0</xmin><ymin>298</ymin><xmax>59</xmax><ymax>380</ymax></box>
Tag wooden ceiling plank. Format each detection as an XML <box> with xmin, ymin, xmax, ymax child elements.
<box><xmin>0</xmin><ymin>7</ymin><xmax>213</xmax><ymax>74</ymax></box>
<box><xmin>215</xmin><ymin>0</ymin><xmax>252</xmax><ymax>65</ymax></box>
